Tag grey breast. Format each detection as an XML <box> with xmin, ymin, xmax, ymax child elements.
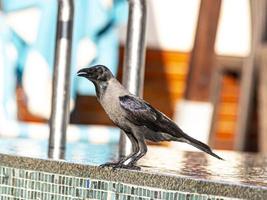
<box><xmin>100</xmin><ymin>78</ymin><xmax>129</xmax><ymax>124</ymax></box>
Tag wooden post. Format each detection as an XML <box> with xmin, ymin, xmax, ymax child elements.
<box><xmin>185</xmin><ymin>0</ymin><xmax>221</xmax><ymax>101</ymax></box>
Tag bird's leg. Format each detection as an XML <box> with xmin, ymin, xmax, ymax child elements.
<box><xmin>120</xmin><ymin>136</ymin><xmax>147</xmax><ymax>170</ymax></box>
<box><xmin>100</xmin><ymin>131</ymin><xmax>139</xmax><ymax>169</ymax></box>
<box><xmin>111</xmin><ymin>133</ymin><xmax>140</xmax><ymax>169</ymax></box>
<box><xmin>126</xmin><ymin>138</ymin><xmax>147</xmax><ymax>168</ymax></box>
<box><xmin>118</xmin><ymin>135</ymin><xmax>139</xmax><ymax>164</ymax></box>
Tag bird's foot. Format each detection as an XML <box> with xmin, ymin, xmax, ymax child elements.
<box><xmin>99</xmin><ymin>161</ymin><xmax>120</xmax><ymax>168</ymax></box>
<box><xmin>99</xmin><ymin>162</ymin><xmax>141</xmax><ymax>170</ymax></box>
<box><xmin>110</xmin><ymin>162</ymin><xmax>141</xmax><ymax>170</ymax></box>
<box><xmin>118</xmin><ymin>164</ymin><xmax>141</xmax><ymax>170</ymax></box>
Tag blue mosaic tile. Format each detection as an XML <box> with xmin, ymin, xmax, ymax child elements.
<box><xmin>0</xmin><ymin>165</ymin><xmax>241</xmax><ymax>200</ymax></box>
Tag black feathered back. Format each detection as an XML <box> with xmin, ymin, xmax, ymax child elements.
<box><xmin>119</xmin><ymin>95</ymin><xmax>223</xmax><ymax>160</ymax></box>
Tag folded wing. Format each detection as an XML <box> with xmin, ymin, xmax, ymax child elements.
<box><xmin>119</xmin><ymin>95</ymin><xmax>223</xmax><ymax>160</ymax></box>
<box><xmin>119</xmin><ymin>95</ymin><xmax>185</xmax><ymax>138</ymax></box>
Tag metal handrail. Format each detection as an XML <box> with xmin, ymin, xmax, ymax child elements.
<box><xmin>119</xmin><ymin>0</ymin><xmax>147</xmax><ymax>158</ymax></box>
<box><xmin>48</xmin><ymin>0</ymin><xmax>74</xmax><ymax>159</ymax></box>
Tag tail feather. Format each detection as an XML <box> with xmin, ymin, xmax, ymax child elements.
<box><xmin>182</xmin><ymin>135</ymin><xmax>224</xmax><ymax>160</ymax></box>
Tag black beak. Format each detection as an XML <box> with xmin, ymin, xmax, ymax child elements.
<box><xmin>77</xmin><ymin>68</ymin><xmax>90</xmax><ymax>77</ymax></box>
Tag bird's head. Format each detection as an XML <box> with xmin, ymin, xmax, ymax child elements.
<box><xmin>77</xmin><ymin>65</ymin><xmax>114</xmax><ymax>83</ymax></box>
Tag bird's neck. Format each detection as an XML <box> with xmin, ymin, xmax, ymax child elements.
<box><xmin>94</xmin><ymin>81</ymin><xmax>108</xmax><ymax>100</ymax></box>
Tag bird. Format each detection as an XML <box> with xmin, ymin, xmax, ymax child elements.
<box><xmin>77</xmin><ymin>65</ymin><xmax>223</xmax><ymax>170</ymax></box>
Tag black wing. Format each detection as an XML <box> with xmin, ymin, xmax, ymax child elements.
<box><xmin>119</xmin><ymin>95</ymin><xmax>224</xmax><ymax>160</ymax></box>
<box><xmin>119</xmin><ymin>95</ymin><xmax>185</xmax><ymax>138</ymax></box>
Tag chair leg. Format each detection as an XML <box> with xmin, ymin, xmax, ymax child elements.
<box><xmin>235</xmin><ymin>0</ymin><xmax>266</xmax><ymax>151</ymax></box>
<box><xmin>258</xmin><ymin>49</ymin><xmax>267</xmax><ymax>153</ymax></box>
<box><xmin>209</xmin><ymin>65</ymin><xmax>224</xmax><ymax>146</ymax></box>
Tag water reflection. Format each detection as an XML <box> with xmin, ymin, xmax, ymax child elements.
<box><xmin>180</xmin><ymin>151</ymin><xmax>211</xmax><ymax>179</ymax></box>
<box><xmin>140</xmin><ymin>146</ymin><xmax>267</xmax><ymax>188</ymax></box>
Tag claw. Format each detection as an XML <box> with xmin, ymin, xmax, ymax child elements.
<box><xmin>112</xmin><ymin>163</ymin><xmax>141</xmax><ymax>170</ymax></box>
<box><xmin>99</xmin><ymin>162</ymin><xmax>119</xmax><ymax>168</ymax></box>
<box><xmin>120</xmin><ymin>164</ymin><xmax>141</xmax><ymax>170</ymax></box>
<box><xmin>99</xmin><ymin>162</ymin><xmax>141</xmax><ymax>170</ymax></box>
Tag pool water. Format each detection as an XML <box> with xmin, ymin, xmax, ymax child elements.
<box><xmin>0</xmin><ymin>138</ymin><xmax>118</xmax><ymax>165</ymax></box>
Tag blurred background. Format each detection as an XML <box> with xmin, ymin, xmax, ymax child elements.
<box><xmin>0</xmin><ymin>0</ymin><xmax>266</xmax><ymax>154</ymax></box>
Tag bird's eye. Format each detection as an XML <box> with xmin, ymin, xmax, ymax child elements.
<box><xmin>97</xmin><ymin>71</ymin><xmax>109</xmax><ymax>81</ymax></box>
<box><xmin>96</xmin><ymin>67</ymin><xmax>103</xmax><ymax>74</ymax></box>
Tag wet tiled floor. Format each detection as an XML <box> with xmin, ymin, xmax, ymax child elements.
<box><xmin>0</xmin><ymin>138</ymin><xmax>266</xmax><ymax>189</ymax></box>
<box><xmin>0</xmin><ymin>138</ymin><xmax>266</xmax><ymax>199</ymax></box>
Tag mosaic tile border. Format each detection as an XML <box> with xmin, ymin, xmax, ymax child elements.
<box><xmin>0</xmin><ymin>166</ymin><xmax>240</xmax><ymax>200</ymax></box>
<box><xmin>0</xmin><ymin>153</ymin><xmax>266</xmax><ymax>199</ymax></box>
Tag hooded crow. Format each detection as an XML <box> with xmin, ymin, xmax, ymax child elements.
<box><xmin>77</xmin><ymin>65</ymin><xmax>223</xmax><ymax>170</ymax></box>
